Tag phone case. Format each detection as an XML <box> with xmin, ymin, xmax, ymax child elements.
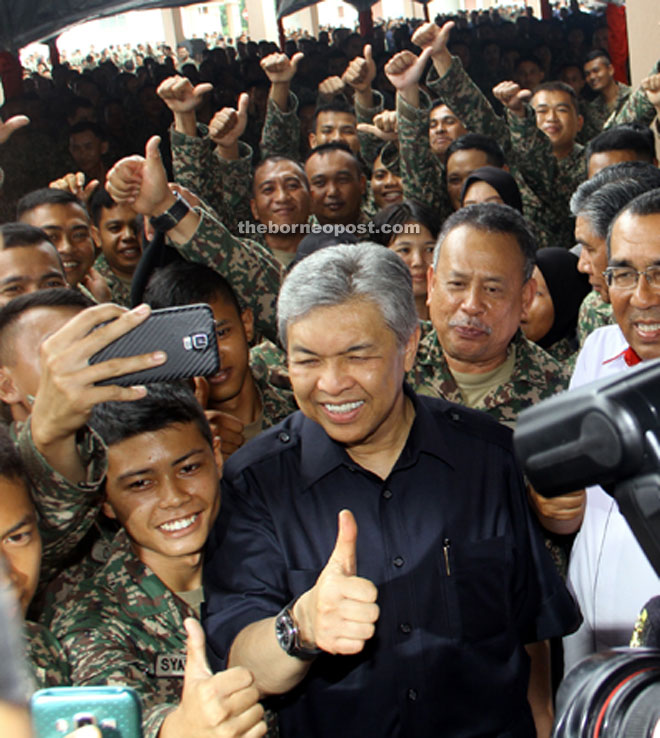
<box><xmin>30</xmin><ymin>686</ymin><xmax>142</xmax><ymax>737</ymax></box>
<box><xmin>90</xmin><ymin>303</ymin><xmax>219</xmax><ymax>386</ymax></box>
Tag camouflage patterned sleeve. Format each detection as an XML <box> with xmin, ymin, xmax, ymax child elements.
<box><xmin>212</xmin><ymin>141</ymin><xmax>255</xmax><ymax>236</ymax></box>
<box><xmin>506</xmin><ymin>105</ymin><xmax>557</xmax><ymax>198</ymax></box>
<box><xmin>58</xmin><ymin>622</ymin><xmax>176</xmax><ymax>738</ymax></box>
<box><xmin>605</xmin><ymin>60</ymin><xmax>660</xmax><ymax>130</ymax></box>
<box><xmin>14</xmin><ymin>420</ymin><xmax>106</xmax><ymax>584</ymax></box>
<box><xmin>171</xmin><ymin>204</ymin><xmax>283</xmax><ymax>345</ymax></box>
<box><xmin>426</xmin><ymin>56</ymin><xmax>510</xmax><ymax>152</ymax></box>
<box><xmin>396</xmin><ymin>91</ymin><xmax>450</xmax><ymax>217</ymax></box>
<box><xmin>171</xmin><ymin>122</ymin><xmax>224</xmax><ymax>216</ymax></box>
<box><xmin>259</xmin><ymin>91</ymin><xmax>301</xmax><ymax>161</ymax></box>
<box><xmin>356</xmin><ymin>89</ymin><xmax>385</xmax><ymax>168</ymax></box>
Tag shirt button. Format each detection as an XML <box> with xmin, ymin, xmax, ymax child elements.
<box><xmin>399</xmin><ymin>622</ymin><xmax>412</xmax><ymax>634</ymax></box>
<box><xmin>278</xmin><ymin>432</ymin><xmax>290</xmax><ymax>443</ymax></box>
<box><xmin>449</xmin><ymin>410</ymin><xmax>461</xmax><ymax>422</ymax></box>
<box><xmin>382</xmin><ymin>489</ymin><xmax>392</xmax><ymax>500</ymax></box>
<box><xmin>407</xmin><ymin>688</ymin><xmax>418</xmax><ymax>701</ymax></box>
<box><xmin>393</xmin><ymin>556</ymin><xmax>404</xmax><ymax>568</ymax></box>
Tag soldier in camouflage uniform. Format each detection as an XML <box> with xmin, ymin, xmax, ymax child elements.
<box><xmin>88</xmin><ymin>187</ymin><xmax>143</xmax><ymax>308</ymax></box>
<box><xmin>142</xmin><ymin>259</ymin><xmax>297</xmax><ymax>455</ymax></box>
<box><xmin>157</xmin><ymin>76</ymin><xmax>311</xmax><ymax>268</ymax></box>
<box><xmin>0</xmin><ymin>425</ymin><xmax>71</xmax><ymax>689</ymax></box>
<box><xmin>409</xmin><ymin>328</ymin><xmax>569</xmax><ymax>430</ymax></box>
<box><xmin>577</xmin><ymin>290</ymin><xmax>615</xmax><ymax>347</ymax></box>
<box><xmin>51</xmin><ymin>385</ymin><xmax>268</xmax><ymax>738</ymax></box>
<box><xmin>581</xmin><ymin>51</ymin><xmax>631</xmax><ymax>143</ymax></box>
<box><xmin>570</xmin><ymin>165</ymin><xmax>660</xmax><ymax>346</ymax></box>
<box><xmin>385</xmin><ymin>37</ymin><xmax>554</xmax><ymax>248</ymax></box>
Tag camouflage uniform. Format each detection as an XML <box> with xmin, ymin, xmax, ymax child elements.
<box><xmin>505</xmin><ymin>106</ymin><xmax>586</xmax><ymax>250</ymax></box>
<box><xmin>250</xmin><ymin>340</ymin><xmax>291</xmax><ymax>391</ymax></box>
<box><xmin>51</xmin><ymin>528</ymin><xmax>194</xmax><ymax>738</ymax></box>
<box><xmin>400</xmin><ymin>59</ymin><xmax>554</xmax><ymax>248</ymax></box>
<box><xmin>407</xmin><ymin>329</ymin><xmax>570</xmax><ymax>429</ymax></box>
<box><xmin>581</xmin><ymin>82</ymin><xmax>632</xmax><ymax>143</ymax></box>
<box><xmin>252</xmin><ymin>360</ymin><xmax>297</xmax><ymax>422</ymax></box>
<box><xmin>93</xmin><ymin>253</ymin><xmax>132</xmax><ymax>307</ymax></box>
<box><xmin>396</xmin><ymin>91</ymin><xmax>452</xmax><ymax>222</ymax></box>
<box><xmin>26</xmin><ymin>620</ymin><xmax>70</xmax><ymax>689</ymax></box>
<box><xmin>603</xmin><ymin>60</ymin><xmax>660</xmax><ymax>130</ymax></box>
<box><xmin>172</xmin><ymin>202</ymin><xmax>283</xmax><ymax>346</ymax></box>
<box><xmin>170</xmin><ymin>123</ymin><xmax>255</xmax><ymax>238</ymax></box>
<box><xmin>12</xmin><ymin>419</ymin><xmax>107</xmax><ymax>587</ymax></box>
<box><xmin>577</xmin><ymin>290</ymin><xmax>615</xmax><ymax>347</ymax></box>
<box><xmin>260</xmin><ymin>92</ymin><xmax>301</xmax><ymax>162</ymax></box>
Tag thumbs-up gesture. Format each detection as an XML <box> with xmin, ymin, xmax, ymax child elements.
<box><xmin>294</xmin><ymin>510</ymin><xmax>379</xmax><ymax>656</ymax></box>
<box><xmin>208</xmin><ymin>93</ymin><xmax>249</xmax><ymax>152</ymax></box>
<box><xmin>342</xmin><ymin>44</ymin><xmax>377</xmax><ymax>93</ymax></box>
<box><xmin>106</xmin><ymin>135</ymin><xmax>171</xmax><ymax>216</ymax></box>
<box><xmin>260</xmin><ymin>52</ymin><xmax>304</xmax><ymax>84</ymax></box>
<box><xmin>160</xmin><ymin>618</ymin><xmax>267</xmax><ymax>738</ymax></box>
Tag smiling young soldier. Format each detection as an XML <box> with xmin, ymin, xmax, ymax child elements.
<box><xmin>51</xmin><ymin>383</ymin><xmax>267</xmax><ymax>738</ymax></box>
<box><xmin>203</xmin><ymin>243</ymin><xmax>578</xmax><ymax>738</ymax></box>
<box><xmin>16</xmin><ymin>188</ymin><xmax>107</xmax><ymax>300</ymax></box>
<box><xmin>88</xmin><ymin>186</ymin><xmax>143</xmax><ymax>307</ymax></box>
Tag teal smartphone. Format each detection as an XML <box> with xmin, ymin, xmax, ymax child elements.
<box><xmin>30</xmin><ymin>686</ymin><xmax>142</xmax><ymax>737</ymax></box>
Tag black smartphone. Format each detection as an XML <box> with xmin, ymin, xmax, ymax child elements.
<box><xmin>89</xmin><ymin>304</ymin><xmax>219</xmax><ymax>386</ymax></box>
<box><xmin>30</xmin><ymin>686</ymin><xmax>142</xmax><ymax>737</ymax></box>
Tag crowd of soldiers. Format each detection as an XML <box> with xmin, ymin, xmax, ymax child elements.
<box><xmin>2</xmin><ymin>4</ymin><xmax>660</xmax><ymax>737</ymax></box>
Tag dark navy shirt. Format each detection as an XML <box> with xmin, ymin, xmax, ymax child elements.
<box><xmin>203</xmin><ymin>389</ymin><xmax>579</xmax><ymax>738</ymax></box>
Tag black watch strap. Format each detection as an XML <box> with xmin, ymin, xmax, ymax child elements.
<box><xmin>149</xmin><ymin>193</ymin><xmax>190</xmax><ymax>232</ymax></box>
<box><xmin>274</xmin><ymin>598</ymin><xmax>322</xmax><ymax>660</ymax></box>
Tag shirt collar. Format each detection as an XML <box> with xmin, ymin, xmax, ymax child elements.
<box><xmin>298</xmin><ymin>384</ymin><xmax>454</xmax><ymax>489</ymax></box>
<box><xmin>603</xmin><ymin>345</ymin><xmax>642</xmax><ymax>367</ymax></box>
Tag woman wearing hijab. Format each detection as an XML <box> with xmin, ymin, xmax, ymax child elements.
<box><xmin>522</xmin><ymin>247</ymin><xmax>590</xmax><ymax>363</ymax></box>
<box><xmin>460</xmin><ymin>166</ymin><xmax>523</xmax><ymax>212</ymax></box>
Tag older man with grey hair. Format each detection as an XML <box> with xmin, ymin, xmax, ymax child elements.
<box><xmin>202</xmin><ymin>242</ymin><xmax>578</xmax><ymax>738</ymax></box>
<box><xmin>572</xmin><ymin>162</ymin><xmax>660</xmax><ymax>345</ymax></box>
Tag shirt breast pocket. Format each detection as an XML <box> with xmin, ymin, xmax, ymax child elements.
<box><xmin>449</xmin><ymin>536</ymin><xmax>511</xmax><ymax>642</ymax></box>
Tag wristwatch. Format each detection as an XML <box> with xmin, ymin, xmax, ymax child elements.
<box><xmin>275</xmin><ymin>599</ymin><xmax>322</xmax><ymax>659</ymax></box>
<box><xmin>149</xmin><ymin>192</ymin><xmax>190</xmax><ymax>232</ymax></box>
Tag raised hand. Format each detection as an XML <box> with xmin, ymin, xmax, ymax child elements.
<box><xmin>493</xmin><ymin>80</ymin><xmax>532</xmax><ymax>117</ymax></box>
<box><xmin>411</xmin><ymin>20</ymin><xmax>454</xmax><ymax>59</ymax></box>
<box><xmin>48</xmin><ymin>172</ymin><xmax>99</xmax><ymax>204</ymax></box>
<box><xmin>642</xmin><ymin>73</ymin><xmax>660</xmax><ymax>109</ymax></box>
<box><xmin>384</xmin><ymin>48</ymin><xmax>433</xmax><ymax>93</ymax></box>
<box><xmin>106</xmin><ymin>136</ymin><xmax>171</xmax><ymax>215</ymax></box>
<box><xmin>318</xmin><ymin>76</ymin><xmax>346</xmax><ymax>99</ymax></box>
<box><xmin>342</xmin><ymin>44</ymin><xmax>377</xmax><ymax>94</ymax></box>
<box><xmin>0</xmin><ymin>114</ymin><xmax>29</xmax><ymax>145</ymax></box>
<box><xmin>294</xmin><ymin>510</ymin><xmax>379</xmax><ymax>655</ymax></box>
<box><xmin>356</xmin><ymin>110</ymin><xmax>398</xmax><ymax>141</ymax></box>
<box><xmin>260</xmin><ymin>52</ymin><xmax>304</xmax><ymax>85</ymax></box>
<box><xmin>208</xmin><ymin>93</ymin><xmax>249</xmax><ymax>156</ymax></box>
<box><xmin>157</xmin><ymin>75</ymin><xmax>213</xmax><ymax>114</ymax></box>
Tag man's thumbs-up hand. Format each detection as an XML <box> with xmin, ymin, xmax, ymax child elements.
<box><xmin>293</xmin><ymin>510</ymin><xmax>379</xmax><ymax>656</ymax></box>
<box><xmin>160</xmin><ymin>618</ymin><xmax>267</xmax><ymax>737</ymax></box>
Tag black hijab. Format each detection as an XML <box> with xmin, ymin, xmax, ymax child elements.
<box><xmin>461</xmin><ymin>166</ymin><xmax>523</xmax><ymax>213</ymax></box>
<box><xmin>535</xmin><ymin>247</ymin><xmax>591</xmax><ymax>349</ymax></box>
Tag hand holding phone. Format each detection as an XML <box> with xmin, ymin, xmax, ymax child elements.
<box><xmin>30</xmin><ymin>686</ymin><xmax>142</xmax><ymax>737</ymax></box>
<box><xmin>29</xmin><ymin>303</ymin><xmax>165</xmax><ymax>484</ymax></box>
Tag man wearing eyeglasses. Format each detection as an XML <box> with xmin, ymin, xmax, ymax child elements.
<box><xmin>563</xmin><ymin>187</ymin><xmax>660</xmax><ymax>673</ymax></box>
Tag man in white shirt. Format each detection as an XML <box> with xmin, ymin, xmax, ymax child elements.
<box><xmin>564</xmin><ymin>187</ymin><xmax>660</xmax><ymax>671</ymax></box>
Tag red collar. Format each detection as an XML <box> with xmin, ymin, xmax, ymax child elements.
<box><xmin>623</xmin><ymin>346</ymin><xmax>642</xmax><ymax>366</ymax></box>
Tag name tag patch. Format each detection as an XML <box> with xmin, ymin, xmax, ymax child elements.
<box><xmin>154</xmin><ymin>653</ymin><xmax>186</xmax><ymax>677</ymax></box>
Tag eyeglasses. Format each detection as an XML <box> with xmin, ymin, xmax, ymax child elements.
<box><xmin>602</xmin><ymin>266</ymin><xmax>660</xmax><ymax>291</ymax></box>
